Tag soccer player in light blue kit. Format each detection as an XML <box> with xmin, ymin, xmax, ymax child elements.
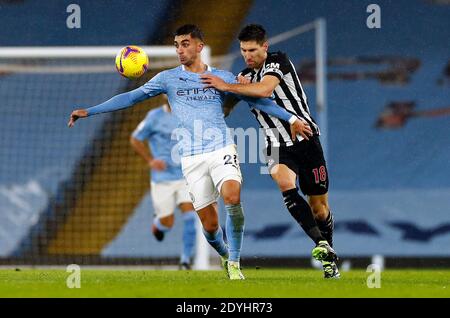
<box><xmin>130</xmin><ymin>95</ymin><xmax>196</xmax><ymax>270</ymax></box>
<box><xmin>68</xmin><ymin>24</ymin><xmax>317</xmax><ymax>280</ymax></box>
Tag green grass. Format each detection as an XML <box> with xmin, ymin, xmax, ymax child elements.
<box><xmin>0</xmin><ymin>268</ymin><xmax>449</xmax><ymax>298</ymax></box>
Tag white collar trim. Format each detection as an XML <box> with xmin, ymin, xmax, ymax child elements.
<box><xmin>181</xmin><ymin>64</ymin><xmax>212</xmax><ymax>72</ymax></box>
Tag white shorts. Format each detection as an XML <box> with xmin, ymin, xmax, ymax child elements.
<box><xmin>150</xmin><ymin>179</ymin><xmax>191</xmax><ymax>218</ymax></box>
<box><xmin>181</xmin><ymin>144</ymin><xmax>243</xmax><ymax>210</ymax></box>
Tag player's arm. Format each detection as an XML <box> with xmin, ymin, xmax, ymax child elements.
<box><xmin>222</xmin><ymin>75</ymin><xmax>253</xmax><ymax>117</ymax></box>
<box><xmin>68</xmin><ymin>72</ymin><xmax>166</xmax><ymax>127</ymax></box>
<box><xmin>202</xmin><ymin>74</ymin><xmax>279</xmax><ymax>98</ymax></box>
<box><xmin>130</xmin><ymin>137</ymin><xmax>153</xmax><ymax>164</ymax></box>
<box><xmin>130</xmin><ymin>137</ymin><xmax>166</xmax><ymax>171</ymax></box>
<box><xmin>202</xmin><ymin>53</ymin><xmax>290</xmax><ymax>98</ymax></box>
<box><xmin>222</xmin><ymin>75</ymin><xmax>254</xmax><ymax>117</ymax></box>
<box><xmin>130</xmin><ymin>116</ymin><xmax>166</xmax><ymax>171</ymax></box>
<box><xmin>68</xmin><ymin>88</ymin><xmax>148</xmax><ymax>127</ymax></box>
<box><xmin>240</xmin><ymin>95</ymin><xmax>313</xmax><ymax>141</ymax></box>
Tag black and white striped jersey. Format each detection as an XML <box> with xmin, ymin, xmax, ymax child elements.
<box><xmin>239</xmin><ymin>51</ymin><xmax>320</xmax><ymax>148</ymax></box>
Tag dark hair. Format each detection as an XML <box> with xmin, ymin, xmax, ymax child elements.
<box><xmin>174</xmin><ymin>24</ymin><xmax>204</xmax><ymax>41</ymax></box>
<box><xmin>238</xmin><ymin>24</ymin><xmax>267</xmax><ymax>44</ymax></box>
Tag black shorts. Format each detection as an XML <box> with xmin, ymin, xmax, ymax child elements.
<box><xmin>265</xmin><ymin>136</ymin><xmax>329</xmax><ymax>196</ymax></box>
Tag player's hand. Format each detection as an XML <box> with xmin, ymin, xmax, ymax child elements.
<box><xmin>290</xmin><ymin>118</ymin><xmax>313</xmax><ymax>141</ymax></box>
<box><xmin>68</xmin><ymin>109</ymin><xmax>88</xmax><ymax>128</ymax></box>
<box><xmin>149</xmin><ymin>159</ymin><xmax>167</xmax><ymax>171</ymax></box>
<box><xmin>237</xmin><ymin>75</ymin><xmax>251</xmax><ymax>84</ymax></box>
<box><xmin>200</xmin><ymin>74</ymin><xmax>229</xmax><ymax>91</ymax></box>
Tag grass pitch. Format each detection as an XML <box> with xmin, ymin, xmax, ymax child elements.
<box><xmin>0</xmin><ymin>268</ymin><xmax>448</xmax><ymax>298</ymax></box>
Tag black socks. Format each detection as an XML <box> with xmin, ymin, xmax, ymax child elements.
<box><xmin>282</xmin><ymin>188</ymin><xmax>325</xmax><ymax>245</ymax></box>
<box><xmin>317</xmin><ymin>210</ymin><xmax>334</xmax><ymax>247</ymax></box>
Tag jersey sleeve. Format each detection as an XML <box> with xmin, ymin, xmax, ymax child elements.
<box><xmin>132</xmin><ymin>112</ymin><xmax>154</xmax><ymax>141</ymax></box>
<box><xmin>140</xmin><ymin>71</ymin><xmax>167</xmax><ymax>97</ymax></box>
<box><xmin>86</xmin><ymin>87</ymin><xmax>148</xmax><ymax>116</ymax></box>
<box><xmin>219</xmin><ymin>71</ymin><xmax>238</xmax><ymax>84</ymax></box>
<box><xmin>263</xmin><ymin>52</ymin><xmax>291</xmax><ymax>81</ymax></box>
<box><xmin>241</xmin><ymin>96</ymin><xmax>295</xmax><ymax>123</ymax></box>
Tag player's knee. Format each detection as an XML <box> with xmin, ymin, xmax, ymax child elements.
<box><xmin>221</xmin><ymin>180</ymin><xmax>241</xmax><ymax>205</ymax></box>
<box><xmin>276</xmin><ymin>179</ymin><xmax>296</xmax><ymax>192</ymax></box>
<box><xmin>222</xmin><ymin>192</ymin><xmax>240</xmax><ymax>205</ymax></box>
<box><xmin>202</xmin><ymin>220</ymin><xmax>219</xmax><ymax>233</ymax></box>
<box><xmin>270</xmin><ymin>167</ymin><xmax>296</xmax><ymax>192</ymax></box>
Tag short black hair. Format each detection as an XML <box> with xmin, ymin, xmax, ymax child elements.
<box><xmin>238</xmin><ymin>24</ymin><xmax>267</xmax><ymax>44</ymax></box>
<box><xmin>174</xmin><ymin>24</ymin><xmax>204</xmax><ymax>42</ymax></box>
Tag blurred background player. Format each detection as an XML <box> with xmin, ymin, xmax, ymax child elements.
<box><xmin>130</xmin><ymin>95</ymin><xmax>196</xmax><ymax>270</ymax></box>
<box><xmin>68</xmin><ymin>24</ymin><xmax>316</xmax><ymax>280</ymax></box>
<box><xmin>201</xmin><ymin>24</ymin><xmax>339</xmax><ymax>278</ymax></box>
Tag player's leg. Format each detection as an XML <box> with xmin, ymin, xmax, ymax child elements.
<box><xmin>151</xmin><ymin>215</ymin><xmax>174</xmax><ymax>241</ymax></box>
<box><xmin>150</xmin><ymin>181</ymin><xmax>177</xmax><ymax>241</ymax></box>
<box><xmin>153</xmin><ymin>213</ymin><xmax>174</xmax><ymax>231</ymax></box>
<box><xmin>297</xmin><ymin>136</ymin><xmax>334</xmax><ymax>245</ymax></box>
<box><xmin>176</xmin><ymin>180</ymin><xmax>197</xmax><ymax>269</ymax></box>
<box><xmin>197</xmin><ymin>202</ymin><xmax>229</xmax><ymax>260</ymax></box>
<box><xmin>211</xmin><ymin>145</ymin><xmax>245</xmax><ymax>280</ymax></box>
<box><xmin>220</xmin><ymin>180</ymin><xmax>245</xmax><ymax>280</ymax></box>
<box><xmin>308</xmin><ymin>194</ymin><xmax>339</xmax><ymax>278</ymax></box>
<box><xmin>268</xmin><ymin>142</ymin><xmax>336</xmax><ymax>263</ymax></box>
<box><xmin>221</xmin><ymin>180</ymin><xmax>243</xmax><ymax>265</ymax></box>
<box><xmin>299</xmin><ymin>137</ymin><xmax>340</xmax><ymax>278</ymax></box>
<box><xmin>298</xmin><ymin>136</ymin><xmax>336</xmax><ymax>248</ymax></box>
<box><xmin>196</xmin><ymin>202</ymin><xmax>230</xmax><ymax>276</ymax></box>
<box><xmin>309</xmin><ymin>193</ymin><xmax>333</xmax><ymax>247</ymax></box>
<box><xmin>180</xmin><ymin>155</ymin><xmax>229</xmax><ymax>267</ymax></box>
<box><xmin>269</xmin><ymin>163</ymin><xmax>326</xmax><ymax>245</ymax></box>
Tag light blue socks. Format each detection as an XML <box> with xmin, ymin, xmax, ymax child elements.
<box><xmin>225</xmin><ymin>203</ymin><xmax>245</xmax><ymax>262</ymax></box>
<box><xmin>202</xmin><ymin>226</ymin><xmax>229</xmax><ymax>258</ymax></box>
<box><xmin>181</xmin><ymin>211</ymin><xmax>197</xmax><ymax>264</ymax></box>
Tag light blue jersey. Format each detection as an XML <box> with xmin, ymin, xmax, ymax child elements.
<box><xmin>86</xmin><ymin>65</ymin><xmax>296</xmax><ymax>157</ymax></box>
<box><xmin>132</xmin><ymin>105</ymin><xmax>183</xmax><ymax>183</ymax></box>
<box><xmin>139</xmin><ymin>65</ymin><xmax>235</xmax><ymax>156</ymax></box>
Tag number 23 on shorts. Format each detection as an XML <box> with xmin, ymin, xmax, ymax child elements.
<box><xmin>223</xmin><ymin>154</ymin><xmax>239</xmax><ymax>169</ymax></box>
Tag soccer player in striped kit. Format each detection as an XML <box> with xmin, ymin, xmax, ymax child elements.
<box><xmin>201</xmin><ymin>24</ymin><xmax>340</xmax><ymax>279</ymax></box>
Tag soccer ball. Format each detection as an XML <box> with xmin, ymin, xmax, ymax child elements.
<box><xmin>115</xmin><ymin>46</ymin><xmax>149</xmax><ymax>79</ymax></box>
